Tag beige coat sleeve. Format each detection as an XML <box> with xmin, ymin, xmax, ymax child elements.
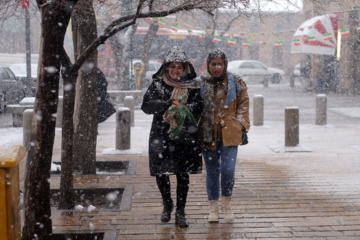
<box><xmin>236</xmin><ymin>78</ymin><xmax>250</xmax><ymax>132</ymax></box>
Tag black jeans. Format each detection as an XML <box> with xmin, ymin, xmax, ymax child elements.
<box><xmin>156</xmin><ymin>172</ymin><xmax>189</xmax><ymax>211</ymax></box>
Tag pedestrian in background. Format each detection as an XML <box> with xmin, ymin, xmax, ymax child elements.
<box><xmin>198</xmin><ymin>48</ymin><xmax>250</xmax><ymax>223</ymax></box>
<box><xmin>97</xmin><ymin>67</ymin><xmax>116</xmax><ymax>123</ymax></box>
<box><xmin>141</xmin><ymin>46</ymin><xmax>203</xmax><ymax>228</ymax></box>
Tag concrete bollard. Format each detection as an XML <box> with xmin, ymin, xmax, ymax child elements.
<box><xmin>253</xmin><ymin>95</ymin><xmax>264</xmax><ymax>126</ymax></box>
<box><xmin>290</xmin><ymin>73</ymin><xmax>295</xmax><ymax>88</ymax></box>
<box><xmin>116</xmin><ymin>107</ymin><xmax>131</xmax><ymax>150</ymax></box>
<box><xmin>23</xmin><ymin>109</ymin><xmax>33</xmax><ymax>150</ymax></box>
<box><xmin>315</xmin><ymin>94</ymin><xmax>327</xmax><ymax>125</ymax></box>
<box><xmin>285</xmin><ymin>107</ymin><xmax>299</xmax><ymax>147</ymax></box>
<box><xmin>124</xmin><ymin>96</ymin><xmax>135</xmax><ymax>127</ymax></box>
<box><xmin>56</xmin><ymin>96</ymin><xmax>63</xmax><ymax>128</ymax></box>
<box><xmin>263</xmin><ymin>77</ymin><xmax>269</xmax><ymax>87</ymax></box>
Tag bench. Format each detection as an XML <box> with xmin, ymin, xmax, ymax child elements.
<box><xmin>0</xmin><ymin>145</ymin><xmax>26</xmax><ymax>239</ymax></box>
<box><xmin>6</xmin><ymin>97</ymin><xmax>35</xmax><ymax>127</ymax></box>
<box><xmin>108</xmin><ymin>90</ymin><xmax>145</xmax><ymax>107</ymax></box>
<box><xmin>6</xmin><ymin>96</ymin><xmax>63</xmax><ymax>128</ymax></box>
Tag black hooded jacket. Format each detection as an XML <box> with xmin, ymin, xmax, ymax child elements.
<box><xmin>141</xmin><ymin>46</ymin><xmax>203</xmax><ymax>176</ymax></box>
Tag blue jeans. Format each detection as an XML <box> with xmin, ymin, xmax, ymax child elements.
<box><xmin>202</xmin><ymin>140</ymin><xmax>238</xmax><ymax>201</ymax></box>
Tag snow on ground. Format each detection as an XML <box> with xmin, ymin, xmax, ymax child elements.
<box><xmin>0</xmin><ymin>127</ymin><xmax>23</xmax><ymax>148</ymax></box>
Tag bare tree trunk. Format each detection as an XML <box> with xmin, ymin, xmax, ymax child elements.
<box><xmin>193</xmin><ymin>34</ymin><xmax>215</xmax><ymax>72</ymax></box>
<box><xmin>22</xmin><ymin>1</ymin><xmax>76</xmax><ymax>239</ymax></box>
<box><xmin>72</xmin><ymin>0</ymin><xmax>98</xmax><ymax>174</ymax></box>
<box><xmin>123</xmin><ymin>25</ymin><xmax>138</xmax><ymax>90</ymax></box>
<box><xmin>349</xmin><ymin>9</ymin><xmax>360</xmax><ymax>92</ymax></box>
<box><xmin>139</xmin><ymin>21</ymin><xmax>159</xmax><ymax>87</ymax></box>
<box><xmin>108</xmin><ymin>35</ymin><xmax>125</xmax><ymax>90</ymax></box>
<box><xmin>58</xmin><ymin>49</ymin><xmax>77</xmax><ymax>209</ymax></box>
<box><xmin>108</xmin><ymin>24</ymin><xmax>138</xmax><ymax>90</ymax></box>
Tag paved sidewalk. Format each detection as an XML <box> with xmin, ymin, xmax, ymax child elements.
<box><xmin>19</xmin><ymin>80</ymin><xmax>360</xmax><ymax>239</ymax></box>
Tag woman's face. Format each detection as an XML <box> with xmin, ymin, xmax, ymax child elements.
<box><xmin>168</xmin><ymin>62</ymin><xmax>184</xmax><ymax>80</ymax></box>
<box><xmin>209</xmin><ymin>57</ymin><xmax>225</xmax><ymax>78</ymax></box>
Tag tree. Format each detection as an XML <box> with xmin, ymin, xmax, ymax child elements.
<box><xmin>139</xmin><ymin>19</ymin><xmax>159</xmax><ymax>86</ymax></box>
<box><xmin>108</xmin><ymin>24</ymin><xmax>138</xmax><ymax>90</ymax></box>
<box><xmin>106</xmin><ymin>0</ymin><xmax>139</xmax><ymax>90</ymax></box>
<box><xmin>58</xmin><ymin>0</ymin><xmax>98</xmax><ymax>210</ymax></box>
<box><xmin>21</xmin><ymin>1</ymin><xmax>220</xmax><ymax>239</ymax></box>
<box><xmin>22</xmin><ymin>1</ymin><xmax>76</xmax><ymax>238</ymax></box>
<box><xmin>71</xmin><ymin>0</ymin><xmax>98</xmax><ymax>174</ymax></box>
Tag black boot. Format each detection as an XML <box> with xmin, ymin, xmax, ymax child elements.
<box><xmin>161</xmin><ymin>200</ymin><xmax>174</xmax><ymax>223</ymax></box>
<box><xmin>156</xmin><ymin>175</ymin><xmax>173</xmax><ymax>223</ymax></box>
<box><xmin>175</xmin><ymin>173</ymin><xmax>189</xmax><ymax>228</ymax></box>
<box><xmin>175</xmin><ymin>209</ymin><xmax>189</xmax><ymax>228</ymax></box>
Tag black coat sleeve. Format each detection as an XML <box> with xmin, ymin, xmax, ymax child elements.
<box><xmin>141</xmin><ymin>80</ymin><xmax>173</xmax><ymax>115</ymax></box>
<box><xmin>185</xmin><ymin>88</ymin><xmax>203</xmax><ymax>116</ymax></box>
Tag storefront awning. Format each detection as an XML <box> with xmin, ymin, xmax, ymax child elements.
<box><xmin>291</xmin><ymin>14</ymin><xmax>338</xmax><ymax>55</ymax></box>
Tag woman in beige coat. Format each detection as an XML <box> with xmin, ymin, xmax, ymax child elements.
<box><xmin>198</xmin><ymin>49</ymin><xmax>250</xmax><ymax>222</ymax></box>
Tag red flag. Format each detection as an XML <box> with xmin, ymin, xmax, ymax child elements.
<box><xmin>22</xmin><ymin>0</ymin><xmax>30</xmax><ymax>8</ymax></box>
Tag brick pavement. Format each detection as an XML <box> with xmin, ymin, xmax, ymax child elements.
<box><xmin>18</xmin><ymin>80</ymin><xmax>360</xmax><ymax>239</ymax></box>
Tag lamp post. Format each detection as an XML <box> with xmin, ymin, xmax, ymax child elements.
<box><xmin>122</xmin><ymin>0</ymin><xmax>133</xmax><ymax>90</ymax></box>
<box><xmin>23</xmin><ymin>0</ymin><xmax>33</xmax><ymax>97</ymax></box>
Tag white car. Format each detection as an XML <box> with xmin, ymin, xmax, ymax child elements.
<box><xmin>227</xmin><ymin>60</ymin><xmax>285</xmax><ymax>84</ymax></box>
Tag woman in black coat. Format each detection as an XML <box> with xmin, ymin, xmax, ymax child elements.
<box><xmin>141</xmin><ymin>46</ymin><xmax>203</xmax><ymax>228</ymax></box>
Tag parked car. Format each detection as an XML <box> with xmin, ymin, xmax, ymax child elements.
<box><xmin>129</xmin><ymin>60</ymin><xmax>162</xmax><ymax>89</ymax></box>
<box><xmin>0</xmin><ymin>65</ymin><xmax>26</xmax><ymax>111</ymax></box>
<box><xmin>9</xmin><ymin>63</ymin><xmax>37</xmax><ymax>94</ymax></box>
<box><xmin>227</xmin><ymin>60</ymin><xmax>285</xmax><ymax>84</ymax></box>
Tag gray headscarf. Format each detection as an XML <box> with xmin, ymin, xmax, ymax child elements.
<box><xmin>200</xmin><ymin>48</ymin><xmax>228</xmax><ymax>143</ymax></box>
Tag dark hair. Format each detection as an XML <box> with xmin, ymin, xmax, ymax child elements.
<box><xmin>207</xmin><ymin>48</ymin><xmax>227</xmax><ymax>67</ymax></box>
<box><xmin>166</xmin><ymin>62</ymin><xmax>187</xmax><ymax>69</ymax></box>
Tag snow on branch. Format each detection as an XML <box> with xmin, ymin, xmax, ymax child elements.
<box><xmin>72</xmin><ymin>1</ymin><xmax>218</xmax><ymax>72</ymax></box>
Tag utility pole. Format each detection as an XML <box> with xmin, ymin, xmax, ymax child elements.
<box><xmin>122</xmin><ymin>0</ymin><xmax>133</xmax><ymax>90</ymax></box>
<box><xmin>23</xmin><ymin>0</ymin><xmax>33</xmax><ymax>97</ymax></box>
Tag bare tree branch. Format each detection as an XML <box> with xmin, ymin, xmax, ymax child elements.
<box><xmin>72</xmin><ymin>2</ymin><xmax>215</xmax><ymax>72</ymax></box>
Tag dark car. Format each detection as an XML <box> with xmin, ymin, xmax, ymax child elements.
<box><xmin>0</xmin><ymin>65</ymin><xmax>26</xmax><ymax>112</ymax></box>
<box><xmin>9</xmin><ymin>63</ymin><xmax>37</xmax><ymax>94</ymax></box>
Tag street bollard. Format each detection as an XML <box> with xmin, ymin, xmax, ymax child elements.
<box><xmin>285</xmin><ymin>107</ymin><xmax>299</xmax><ymax>147</ymax></box>
<box><xmin>23</xmin><ymin>109</ymin><xmax>33</xmax><ymax>150</ymax></box>
<box><xmin>253</xmin><ymin>95</ymin><xmax>264</xmax><ymax>126</ymax></box>
<box><xmin>290</xmin><ymin>73</ymin><xmax>295</xmax><ymax>88</ymax></box>
<box><xmin>0</xmin><ymin>145</ymin><xmax>26</xmax><ymax>240</ymax></box>
<box><xmin>56</xmin><ymin>96</ymin><xmax>63</xmax><ymax>128</ymax></box>
<box><xmin>263</xmin><ymin>78</ymin><xmax>269</xmax><ymax>87</ymax></box>
<box><xmin>116</xmin><ymin>108</ymin><xmax>131</xmax><ymax>150</ymax></box>
<box><xmin>124</xmin><ymin>96</ymin><xmax>135</xmax><ymax>127</ymax></box>
<box><xmin>315</xmin><ymin>94</ymin><xmax>327</xmax><ymax>125</ymax></box>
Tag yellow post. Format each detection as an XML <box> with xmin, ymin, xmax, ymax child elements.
<box><xmin>337</xmin><ymin>30</ymin><xmax>341</xmax><ymax>59</ymax></box>
<box><xmin>0</xmin><ymin>145</ymin><xmax>26</xmax><ymax>240</ymax></box>
<box><xmin>132</xmin><ymin>62</ymin><xmax>144</xmax><ymax>90</ymax></box>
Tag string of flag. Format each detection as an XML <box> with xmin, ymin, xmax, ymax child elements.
<box><xmin>143</xmin><ymin>18</ymin><xmax>360</xmax><ymax>48</ymax></box>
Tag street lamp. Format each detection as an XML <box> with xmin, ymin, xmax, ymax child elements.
<box><xmin>22</xmin><ymin>0</ymin><xmax>33</xmax><ymax>97</ymax></box>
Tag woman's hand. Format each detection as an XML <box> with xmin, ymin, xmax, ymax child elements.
<box><xmin>172</xmin><ymin>100</ymin><xmax>181</xmax><ymax>106</ymax></box>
